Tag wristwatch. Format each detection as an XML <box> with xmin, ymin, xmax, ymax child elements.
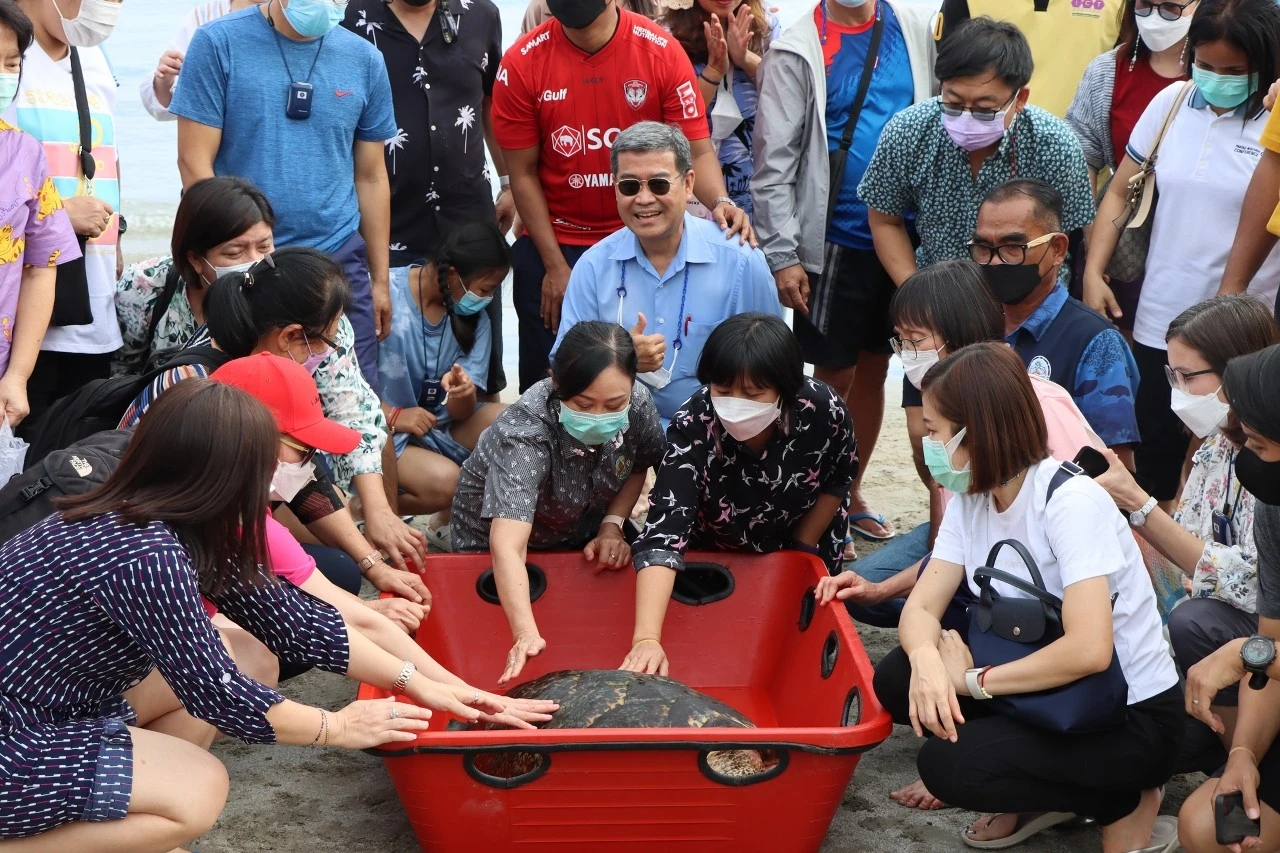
<box><xmin>964</xmin><ymin>667</ymin><xmax>993</xmax><ymax>700</ymax></box>
<box><xmin>711</xmin><ymin>196</ymin><xmax>736</xmax><ymax>210</ymax></box>
<box><xmin>1241</xmin><ymin>634</ymin><xmax>1277</xmax><ymax>690</ymax></box>
<box><xmin>116</xmin><ymin>213</ymin><xmax>127</xmax><ymax>236</ymax></box>
<box><xmin>1128</xmin><ymin>495</ymin><xmax>1158</xmax><ymax>528</ymax></box>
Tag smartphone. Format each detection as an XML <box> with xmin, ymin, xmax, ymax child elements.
<box><xmin>1216</xmin><ymin>792</ymin><xmax>1262</xmax><ymax>845</ymax></box>
<box><xmin>1072</xmin><ymin>446</ymin><xmax>1110</xmax><ymax>479</ymax></box>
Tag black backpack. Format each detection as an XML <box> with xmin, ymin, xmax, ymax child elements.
<box><xmin>22</xmin><ymin>345</ymin><xmax>228</xmax><ymax>472</ymax></box>
<box><xmin>0</xmin><ymin>429</ymin><xmax>130</xmax><ymax>547</ymax></box>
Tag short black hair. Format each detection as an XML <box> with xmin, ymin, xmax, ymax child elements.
<box><xmin>697</xmin><ymin>313</ymin><xmax>804</xmax><ymax>401</ymax></box>
<box><xmin>1188</xmin><ymin>0</ymin><xmax>1280</xmax><ymax>119</ymax></box>
<box><xmin>935</xmin><ymin>16</ymin><xmax>1034</xmax><ymax>92</ymax></box>
<box><xmin>982</xmin><ymin>178</ymin><xmax>1063</xmax><ymax>232</ymax></box>
<box><xmin>0</xmin><ymin>0</ymin><xmax>34</xmax><ymax>79</ymax></box>
<box><xmin>1224</xmin><ymin>344</ymin><xmax>1280</xmax><ymax>443</ymax></box>
<box><xmin>550</xmin><ymin>321</ymin><xmax>638</xmax><ymax>400</ymax></box>
<box><xmin>890</xmin><ymin>259</ymin><xmax>1004</xmax><ymax>351</ymax></box>
<box><xmin>172</xmin><ymin>177</ymin><xmax>276</xmax><ymax>294</ymax></box>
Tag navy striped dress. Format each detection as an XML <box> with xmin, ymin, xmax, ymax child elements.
<box><xmin>0</xmin><ymin>511</ymin><xmax>351</xmax><ymax>838</ymax></box>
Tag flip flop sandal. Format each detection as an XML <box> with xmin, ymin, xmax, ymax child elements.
<box><xmin>840</xmin><ymin>535</ymin><xmax>858</xmax><ymax>566</ymax></box>
<box><xmin>962</xmin><ymin>812</ymin><xmax>1077</xmax><ymax>850</ymax></box>
<box><xmin>848</xmin><ymin>512</ymin><xmax>896</xmax><ymax>542</ymax></box>
<box><xmin>424</xmin><ymin>523</ymin><xmax>452</xmax><ymax>553</ymax></box>
<box><xmin>1124</xmin><ymin>815</ymin><xmax>1178</xmax><ymax>853</ymax></box>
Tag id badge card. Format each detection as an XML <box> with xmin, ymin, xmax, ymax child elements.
<box><xmin>1212</xmin><ymin>510</ymin><xmax>1235</xmax><ymax>547</ymax></box>
<box><xmin>418</xmin><ymin>379</ymin><xmax>444</xmax><ymax>412</ymax></box>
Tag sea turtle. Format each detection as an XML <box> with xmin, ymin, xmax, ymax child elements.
<box><xmin>453</xmin><ymin>670</ymin><xmax>770</xmax><ymax>778</ymax></box>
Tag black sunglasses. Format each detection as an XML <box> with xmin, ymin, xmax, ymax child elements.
<box><xmin>1135</xmin><ymin>0</ymin><xmax>1195</xmax><ymax>22</ymax></box>
<box><xmin>616</xmin><ymin>176</ymin><xmax>683</xmax><ymax>197</ymax></box>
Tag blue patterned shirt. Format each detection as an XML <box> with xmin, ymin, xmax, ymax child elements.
<box><xmin>858</xmin><ymin>98</ymin><xmax>1095</xmax><ymax>269</ymax></box>
<box><xmin>1006</xmin><ymin>284</ymin><xmax>1140</xmax><ymax>448</ymax></box>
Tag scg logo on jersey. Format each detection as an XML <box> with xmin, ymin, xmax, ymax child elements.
<box><xmin>549</xmin><ymin>125</ymin><xmax>622</xmax><ymax>157</ymax></box>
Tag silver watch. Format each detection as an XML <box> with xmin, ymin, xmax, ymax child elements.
<box><xmin>1129</xmin><ymin>495</ymin><xmax>1158</xmax><ymax>528</ymax></box>
<box><xmin>712</xmin><ymin>196</ymin><xmax>736</xmax><ymax>209</ymax></box>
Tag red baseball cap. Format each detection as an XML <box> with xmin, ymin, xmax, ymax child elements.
<box><xmin>211</xmin><ymin>353</ymin><xmax>360</xmax><ymax>455</ymax></box>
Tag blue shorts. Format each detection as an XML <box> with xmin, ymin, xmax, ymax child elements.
<box><xmin>395</xmin><ymin>403</ymin><xmax>489</xmax><ymax>466</ymax></box>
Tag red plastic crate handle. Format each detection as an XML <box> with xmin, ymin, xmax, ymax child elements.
<box><xmin>463</xmin><ymin>751</ymin><xmax>550</xmax><ymax>789</ymax></box>
<box><xmin>697</xmin><ymin>747</ymin><xmax>790</xmax><ymax>787</ymax></box>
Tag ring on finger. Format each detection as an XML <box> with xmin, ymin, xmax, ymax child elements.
<box><xmin>1192</xmin><ymin>699</ymin><xmax>1200</xmax><ymax>705</ymax></box>
<box><xmin>472</xmin><ymin>690</ymin><xmax>481</xmax><ymax>705</ymax></box>
<box><xmin>390</xmin><ymin>707</ymin><xmax>400</xmax><ymax>719</ymax></box>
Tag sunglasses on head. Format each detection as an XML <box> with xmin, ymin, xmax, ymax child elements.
<box><xmin>616</xmin><ymin>176</ymin><xmax>682</xmax><ymax>197</ymax></box>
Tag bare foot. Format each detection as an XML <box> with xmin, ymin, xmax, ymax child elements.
<box><xmin>1100</xmin><ymin>787</ymin><xmax>1161</xmax><ymax>853</ymax></box>
<box><xmin>888</xmin><ymin>778</ymin><xmax>948</xmax><ymax>810</ymax></box>
<box><xmin>965</xmin><ymin>813</ymin><xmax>1022</xmax><ymax>843</ymax></box>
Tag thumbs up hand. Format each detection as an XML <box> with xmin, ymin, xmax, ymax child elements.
<box><xmin>630</xmin><ymin>312</ymin><xmax>667</xmax><ymax>373</ymax></box>
<box><xmin>441</xmin><ymin>363</ymin><xmax>474</xmax><ymax>399</ymax></box>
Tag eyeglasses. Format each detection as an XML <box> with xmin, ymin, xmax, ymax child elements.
<box><xmin>616</xmin><ymin>176</ymin><xmax>683</xmax><ymax>197</ymax></box>
<box><xmin>890</xmin><ymin>335</ymin><xmax>931</xmax><ymax>357</ymax></box>
<box><xmin>967</xmin><ymin>232</ymin><xmax>1060</xmax><ymax>266</ymax></box>
<box><xmin>1164</xmin><ymin>364</ymin><xmax>1216</xmax><ymax>390</ymax></box>
<box><xmin>939</xmin><ymin>94</ymin><xmax>1016</xmax><ymax>122</ymax></box>
<box><xmin>279</xmin><ymin>435</ymin><xmax>318</xmax><ymax>464</ymax></box>
<box><xmin>303</xmin><ymin>329</ymin><xmax>340</xmax><ymax>351</ymax></box>
<box><xmin>1135</xmin><ymin>0</ymin><xmax>1195</xmax><ymax>22</ymax></box>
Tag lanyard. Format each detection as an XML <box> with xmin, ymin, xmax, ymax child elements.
<box><xmin>268</xmin><ymin>1</ymin><xmax>326</xmax><ymax>83</ymax></box>
<box><xmin>1224</xmin><ymin>448</ymin><xmax>1246</xmax><ymax>520</ymax></box>
<box><xmin>615</xmin><ymin>260</ymin><xmax>691</xmax><ymax>354</ymax></box>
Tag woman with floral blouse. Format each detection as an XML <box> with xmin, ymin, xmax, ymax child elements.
<box><xmin>1093</xmin><ymin>295</ymin><xmax>1278</xmax><ymax>759</ymax></box>
<box><xmin>0</xmin><ymin>1</ymin><xmax>80</xmax><ymax>427</ymax></box>
<box><xmin>622</xmin><ymin>313</ymin><xmax>857</xmax><ymax>676</ymax></box>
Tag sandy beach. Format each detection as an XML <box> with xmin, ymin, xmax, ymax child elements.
<box><xmin>193</xmin><ymin>380</ymin><xmax>1199</xmax><ymax>853</ymax></box>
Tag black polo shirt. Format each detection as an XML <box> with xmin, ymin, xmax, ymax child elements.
<box><xmin>343</xmin><ymin>0</ymin><xmax>503</xmax><ymax>256</ymax></box>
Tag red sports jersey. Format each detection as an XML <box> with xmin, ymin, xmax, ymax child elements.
<box><xmin>492</xmin><ymin>10</ymin><xmax>709</xmax><ymax>246</ymax></box>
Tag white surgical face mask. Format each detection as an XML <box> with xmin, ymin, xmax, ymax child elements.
<box><xmin>269</xmin><ymin>459</ymin><xmax>316</xmax><ymax>502</ymax></box>
<box><xmin>1135</xmin><ymin>11</ymin><xmax>1192</xmax><ymax>53</ymax></box>
<box><xmin>1170</xmin><ymin>386</ymin><xmax>1230</xmax><ymax>439</ymax></box>
<box><xmin>52</xmin><ymin>0</ymin><xmax>121</xmax><ymax>47</ymax></box>
<box><xmin>710</xmin><ymin>394</ymin><xmax>780</xmax><ymax>442</ymax></box>
<box><xmin>901</xmin><ymin>347</ymin><xmax>941</xmax><ymax>390</ymax></box>
<box><xmin>203</xmin><ymin>257</ymin><xmax>256</xmax><ymax>284</ymax></box>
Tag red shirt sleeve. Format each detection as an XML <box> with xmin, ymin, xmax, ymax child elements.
<box><xmin>491</xmin><ymin>40</ymin><xmax>541</xmax><ymax>150</ymax></box>
<box><xmin>659</xmin><ymin>41</ymin><xmax>709</xmax><ymax>142</ymax></box>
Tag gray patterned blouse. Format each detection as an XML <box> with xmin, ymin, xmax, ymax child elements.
<box><xmin>451</xmin><ymin>379</ymin><xmax>666</xmax><ymax>552</ymax></box>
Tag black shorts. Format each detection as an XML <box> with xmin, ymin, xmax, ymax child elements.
<box><xmin>793</xmin><ymin>243</ymin><xmax>895</xmax><ymax>370</ymax></box>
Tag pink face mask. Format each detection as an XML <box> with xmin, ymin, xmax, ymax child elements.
<box><xmin>941</xmin><ymin>102</ymin><xmax>1013</xmax><ymax>152</ymax></box>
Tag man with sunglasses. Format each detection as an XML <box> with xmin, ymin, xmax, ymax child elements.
<box><xmin>552</xmin><ymin>122</ymin><xmax>778</xmax><ymax>427</ymax></box>
<box><xmin>859</xmin><ymin>17</ymin><xmax>1094</xmax><ymax>287</ymax></box>
<box><xmin>935</xmin><ymin>0</ymin><xmax>1126</xmax><ymax>119</ymax></box>
<box><xmin>973</xmin><ymin>178</ymin><xmax>1140</xmax><ymax>466</ymax></box>
<box><xmin>491</xmin><ymin>0</ymin><xmax>754</xmax><ymax>395</ymax></box>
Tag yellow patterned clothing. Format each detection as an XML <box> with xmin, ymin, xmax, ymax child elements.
<box><xmin>0</xmin><ymin>121</ymin><xmax>81</xmax><ymax>373</ymax></box>
<box><xmin>938</xmin><ymin>0</ymin><xmax>1125</xmax><ymax>119</ymax></box>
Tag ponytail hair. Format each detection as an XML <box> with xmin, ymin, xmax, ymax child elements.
<box><xmin>431</xmin><ymin>221</ymin><xmax>512</xmax><ymax>354</ymax></box>
<box><xmin>206</xmin><ymin>246</ymin><xmax>351</xmax><ymax>357</ymax></box>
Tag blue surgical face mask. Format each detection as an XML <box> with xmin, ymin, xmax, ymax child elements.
<box><xmin>455</xmin><ymin>286</ymin><xmax>493</xmax><ymax>316</ymax></box>
<box><xmin>559</xmin><ymin>403</ymin><xmax>630</xmax><ymax>446</ymax></box>
<box><xmin>922</xmin><ymin>426</ymin><xmax>971</xmax><ymax>494</ymax></box>
<box><xmin>282</xmin><ymin>0</ymin><xmax>347</xmax><ymax>38</ymax></box>
<box><xmin>1191</xmin><ymin>66</ymin><xmax>1258</xmax><ymax>110</ymax></box>
<box><xmin>0</xmin><ymin>74</ymin><xmax>18</xmax><ymax>113</ymax></box>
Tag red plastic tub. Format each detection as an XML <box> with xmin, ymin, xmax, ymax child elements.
<box><xmin>359</xmin><ymin>550</ymin><xmax>891</xmax><ymax>852</ymax></box>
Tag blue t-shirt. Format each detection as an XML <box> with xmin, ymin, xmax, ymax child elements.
<box><xmin>378</xmin><ymin>265</ymin><xmax>491</xmax><ymax>454</ymax></box>
<box><xmin>170</xmin><ymin>8</ymin><xmax>397</xmax><ymax>253</ymax></box>
<box><xmin>824</xmin><ymin>2</ymin><xmax>914</xmax><ymax>250</ymax></box>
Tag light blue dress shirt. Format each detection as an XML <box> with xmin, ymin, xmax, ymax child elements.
<box><xmin>552</xmin><ymin>214</ymin><xmax>782</xmax><ymax>425</ymax></box>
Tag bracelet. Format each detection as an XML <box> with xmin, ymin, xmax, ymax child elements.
<box><xmin>499</xmin><ymin>174</ymin><xmax>511</xmax><ymax>188</ymax></box>
<box><xmin>391</xmin><ymin>660</ymin><xmax>417</xmax><ymax>696</ymax></box>
<box><xmin>699</xmin><ymin>69</ymin><xmax>722</xmax><ymax>86</ymax></box>
<box><xmin>964</xmin><ymin>666</ymin><xmax>994</xmax><ymax>700</ymax></box>
<box><xmin>1230</xmin><ymin>745</ymin><xmax>1259</xmax><ymax>765</ymax></box>
<box><xmin>309</xmin><ymin>709</ymin><xmax>329</xmax><ymax>746</ymax></box>
<box><xmin>388</xmin><ymin>407</ymin><xmax>402</xmax><ymax>432</ymax></box>
<box><xmin>601</xmin><ymin>514</ymin><xmax>626</xmax><ymax>532</ymax></box>
<box><xmin>357</xmin><ymin>552</ymin><xmax>385</xmax><ymax>574</ymax></box>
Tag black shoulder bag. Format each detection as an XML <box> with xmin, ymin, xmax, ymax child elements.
<box><xmin>50</xmin><ymin>47</ymin><xmax>96</xmax><ymax>328</ymax></box>
<box><xmin>966</xmin><ymin>461</ymin><xmax>1130</xmax><ymax>733</ymax></box>
<box><xmin>825</xmin><ymin>7</ymin><xmax>885</xmax><ymax>231</ymax></box>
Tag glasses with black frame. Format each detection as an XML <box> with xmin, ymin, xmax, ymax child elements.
<box><xmin>278</xmin><ymin>435</ymin><xmax>318</xmax><ymax>465</ymax></box>
<box><xmin>302</xmin><ymin>329</ymin><xmax>340</xmax><ymax>351</ymax></box>
<box><xmin>966</xmin><ymin>232</ymin><xmax>1061</xmax><ymax>266</ymax></box>
<box><xmin>889</xmin><ymin>334</ymin><xmax>931</xmax><ymax>358</ymax></box>
<box><xmin>1134</xmin><ymin>0</ymin><xmax>1195</xmax><ymax>22</ymax></box>
<box><xmin>1164</xmin><ymin>364</ymin><xmax>1217</xmax><ymax>391</ymax></box>
<box><xmin>938</xmin><ymin>94</ymin><xmax>1017</xmax><ymax>122</ymax></box>
<box><xmin>615</xmin><ymin>174</ymin><xmax>687</xmax><ymax>197</ymax></box>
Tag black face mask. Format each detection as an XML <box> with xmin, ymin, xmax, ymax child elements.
<box><xmin>547</xmin><ymin>0</ymin><xmax>607</xmax><ymax>29</ymax></box>
<box><xmin>1236</xmin><ymin>447</ymin><xmax>1280</xmax><ymax>507</ymax></box>
<box><xmin>402</xmin><ymin>0</ymin><xmax>434</xmax><ymax>6</ymax></box>
<box><xmin>982</xmin><ymin>262</ymin><xmax>1044</xmax><ymax>305</ymax></box>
